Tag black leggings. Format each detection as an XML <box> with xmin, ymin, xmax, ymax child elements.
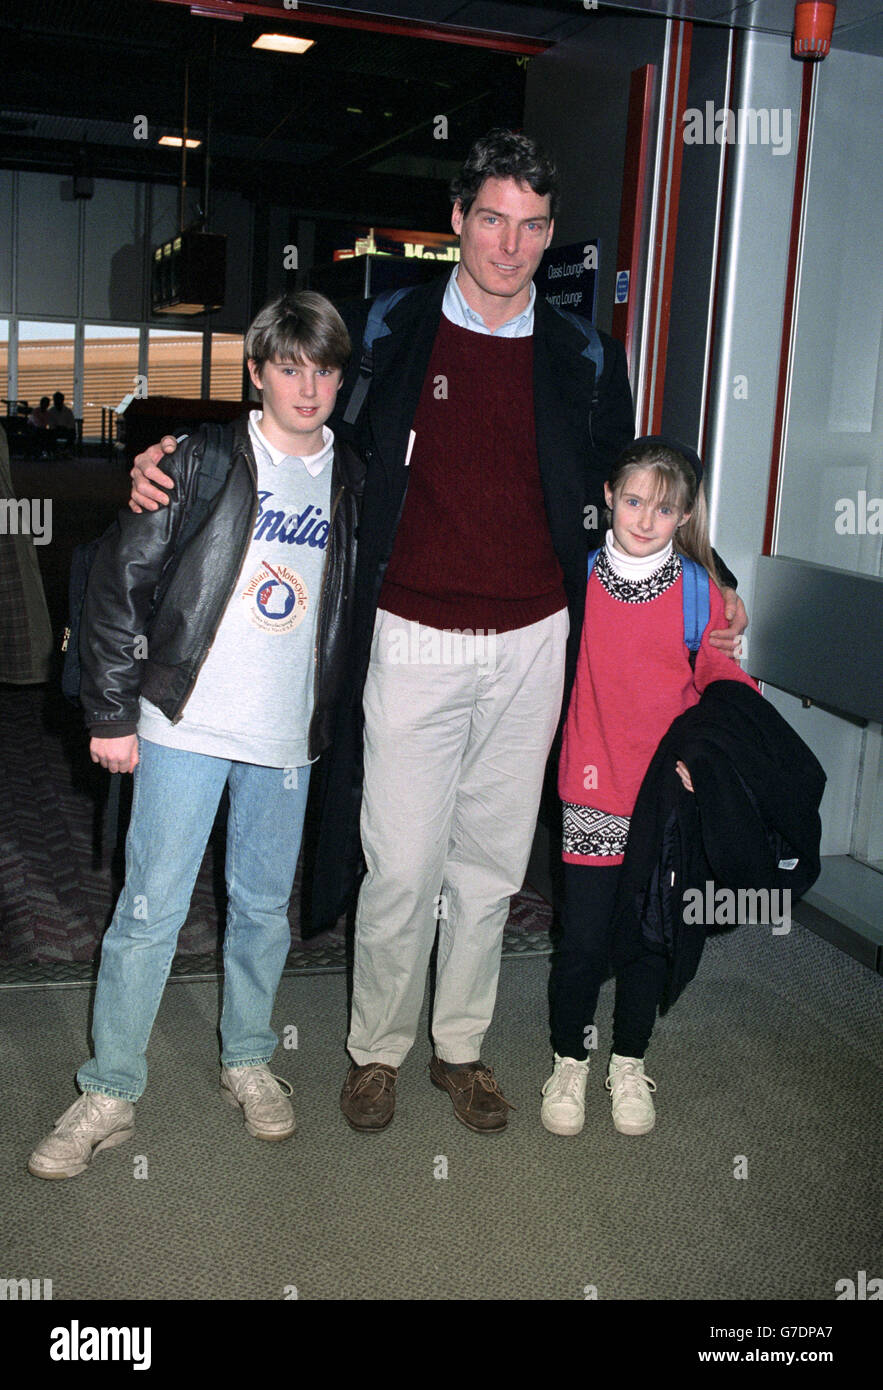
<box><xmin>549</xmin><ymin>863</ymin><xmax>667</xmax><ymax>1061</ymax></box>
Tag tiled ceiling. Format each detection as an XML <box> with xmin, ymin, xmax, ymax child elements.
<box><xmin>1</xmin><ymin>0</ymin><xmax>881</xmax><ymax>229</ymax></box>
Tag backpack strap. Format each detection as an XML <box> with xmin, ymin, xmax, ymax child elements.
<box><xmin>343</xmin><ymin>286</ymin><xmax>416</xmax><ymax>426</ymax></box>
<box><xmin>680</xmin><ymin>554</ymin><xmax>710</xmax><ymax>655</ymax></box>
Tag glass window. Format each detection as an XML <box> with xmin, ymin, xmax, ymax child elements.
<box><xmin>147</xmin><ymin>328</ymin><xmax>203</xmax><ymax>399</ymax></box>
<box><xmin>17</xmin><ymin>321</ymin><xmax>76</xmax><ymax>419</ymax></box>
<box><xmin>0</xmin><ymin>319</ymin><xmax>8</xmax><ymax>410</ymax></box>
<box><xmin>82</xmin><ymin>325</ymin><xmax>141</xmax><ymax>440</ymax></box>
<box><xmin>210</xmin><ymin>333</ymin><xmax>244</xmax><ymax>401</ymax></box>
<box><xmin>776</xmin><ymin>53</ymin><xmax>883</xmax><ymax>580</ymax></box>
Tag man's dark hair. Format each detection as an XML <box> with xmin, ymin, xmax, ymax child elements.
<box><xmin>450</xmin><ymin>128</ymin><xmax>559</xmax><ymax>220</ymax></box>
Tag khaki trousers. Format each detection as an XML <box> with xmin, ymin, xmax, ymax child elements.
<box><xmin>348</xmin><ymin>606</ymin><xmax>568</xmax><ymax>1067</ymax></box>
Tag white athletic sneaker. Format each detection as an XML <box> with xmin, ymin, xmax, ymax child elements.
<box><xmin>605</xmin><ymin>1054</ymin><xmax>657</xmax><ymax>1135</ymax></box>
<box><xmin>28</xmin><ymin>1092</ymin><xmax>135</xmax><ymax>1180</ymax></box>
<box><xmin>541</xmin><ymin>1054</ymin><xmax>590</xmax><ymax>1135</ymax></box>
<box><xmin>220</xmin><ymin>1065</ymin><xmax>295</xmax><ymax>1141</ymax></box>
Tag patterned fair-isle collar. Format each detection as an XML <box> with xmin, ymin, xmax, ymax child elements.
<box><xmin>596</xmin><ymin>531</ymin><xmax>681</xmax><ymax>604</ymax></box>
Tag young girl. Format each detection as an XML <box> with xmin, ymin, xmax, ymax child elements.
<box><xmin>541</xmin><ymin>436</ymin><xmax>757</xmax><ymax>1138</ymax></box>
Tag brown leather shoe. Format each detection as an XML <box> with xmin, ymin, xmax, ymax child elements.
<box><xmin>429</xmin><ymin>1055</ymin><xmax>515</xmax><ymax>1133</ymax></box>
<box><xmin>340</xmin><ymin>1062</ymin><xmax>397</xmax><ymax>1132</ymax></box>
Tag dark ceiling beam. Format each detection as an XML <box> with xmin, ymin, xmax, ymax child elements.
<box><xmin>151</xmin><ymin>0</ymin><xmax>552</xmax><ymax>54</ymax></box>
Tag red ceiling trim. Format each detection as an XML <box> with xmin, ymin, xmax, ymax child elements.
<box><xmin>152</xmin><ymin>0</ymin><xmax>553</xmax><ymax>54</ymax></box>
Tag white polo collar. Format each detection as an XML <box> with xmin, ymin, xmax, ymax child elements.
<box><xmin>248</xmin><ymin>410</ymin><xmax>334</xmax><ymax>477</ymax></box>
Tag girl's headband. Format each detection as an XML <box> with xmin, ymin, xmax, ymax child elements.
<box><xmin>631</xmin><ymin>434</ymin><xmax>703</xmax><ymax>484</ymax></box>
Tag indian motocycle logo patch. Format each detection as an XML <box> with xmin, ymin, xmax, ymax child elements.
<box><xmin>243</xmin><ymin>561</ymin><xmax>308</xmax><ymax>634</ymax></box>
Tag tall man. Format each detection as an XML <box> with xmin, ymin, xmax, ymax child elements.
<box><xmin>131</xmin><ymin>130</ymin><xmax>747</xmax><ymax>1137</ymax></box>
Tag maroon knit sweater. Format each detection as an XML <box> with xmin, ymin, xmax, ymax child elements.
<box><xmin>379</xmin><ymin>315</ymin><xmax>566</xmax><ymax>633</ymax></box>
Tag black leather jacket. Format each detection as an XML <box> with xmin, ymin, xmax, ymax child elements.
<box><xmin>80</xmin><ymin>413</ymin><xmax>364</xmax><ymax>760</ymax></box>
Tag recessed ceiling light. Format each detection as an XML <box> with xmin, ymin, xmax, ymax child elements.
<box><xmin>158</xmin><ymin>136</ymin><xmax>202</xmax><ymax>148</ymax></box>
<box><xmin>252</xmin><ymin>34</ymin><xmax>314</xmax><ymax>54</ymax></box>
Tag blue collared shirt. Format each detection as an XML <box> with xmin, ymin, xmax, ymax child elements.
<box><xmin>441</xmin><ymin>266</ymin><xmax>535</xmax><ymax>338</ymax></box>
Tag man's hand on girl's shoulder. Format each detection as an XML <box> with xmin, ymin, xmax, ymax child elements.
<box><xmin>708</xmin><ymin>588</ymin><xmax>748</xmax><ymax>658</ymax></box>
<box><xmin>128</xmin><ymin>436</ymin><xmax>178</xmax><ymax>513</ymax></box>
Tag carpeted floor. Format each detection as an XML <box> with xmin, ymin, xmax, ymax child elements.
<box><xmin>3</xmin><ymin>921</ymin><xmax>881</xmax><ymax>1301</ymax></box>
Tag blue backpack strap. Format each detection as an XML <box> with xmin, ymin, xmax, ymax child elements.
<box><xmin>343</xmin><ymin>286</ymin><xmax>415</xmax><ymax>425</ymax></box>
<box><xmin>680</xmin><ymin>555</ymin><xmax>710</xmax><ymax>655</ymax></box>
<box><xmin>587</xmin><ymin>547</ymin><xmax>600</xmax><ymax>579</ymax></box>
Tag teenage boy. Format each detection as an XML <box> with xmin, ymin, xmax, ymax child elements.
<box><xmin>28</xmin><ymin>292</ymin><xmax>362</xmax><ymax>1179</ymax></box>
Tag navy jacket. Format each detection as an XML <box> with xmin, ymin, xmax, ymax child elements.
<box><xmin>305</xmin><ymin>274</ymin><xmax>636</xmax><ymax>933</ymax></box>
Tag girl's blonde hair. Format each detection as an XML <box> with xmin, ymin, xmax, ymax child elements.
<box><xmin>605</xmin><ymin>442</ymin><xmax>722</xmax><ymax>589</ymax></box>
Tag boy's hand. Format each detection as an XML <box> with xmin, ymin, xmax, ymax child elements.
<box><xmin>708</xmin><ymin>587</ymin><xmax>748</xmax><ymax>658</ymax></box>
<box><xmin>90</xmin><ymin>735</ymin><xmax>139</xmax><ymax>774</ymax></box>
<box><xmin>675</xmin><ymin>760</ymin><xmax>694</xmax><ymax>793</ymax></box>
<box><xmin>129</xmin><ymin>436</ymin><xmax>178</xmax><ymax>512</ymax></box>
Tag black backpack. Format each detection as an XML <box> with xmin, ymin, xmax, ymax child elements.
<box><xmin>61</xmin><ymin>422</ymin><xmax>235</xmax><ymax>703</ymax></box>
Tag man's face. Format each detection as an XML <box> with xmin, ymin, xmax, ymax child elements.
<box><xmin>247</xmin><ymin>357</ymin><xmax>342</xmax><ymax>455</ymax></box>
<box><xmin>451</xmin><ymin>176</ymin><xmax>553</xmax><ymax>318</ymax></box>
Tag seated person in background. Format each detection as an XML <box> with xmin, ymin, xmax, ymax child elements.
<box><xmin>28</xmin><ymin>397</ymin><xmax>52</xmax><ymax>430</ymax></box>
<box><xmin>28</xmin><ymin>397</ymin><xmax>52</xmax><ymax>457</ymax></box>
<box><xmin>47</xmin><ymin>391</ymin><xmax>76</xmax><ymax>452</ymax></box>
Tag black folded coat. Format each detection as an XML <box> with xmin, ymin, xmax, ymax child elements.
<box><xmin>609</xmin><ymin>679</ymin><xmax>826</xmax><ymax>1009</ymax></box>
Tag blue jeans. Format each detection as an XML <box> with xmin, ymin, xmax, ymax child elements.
<box><xmin>77</xmin><ymin>739</ymin><xmax>311</xmax><ymax>1101</ymax></box>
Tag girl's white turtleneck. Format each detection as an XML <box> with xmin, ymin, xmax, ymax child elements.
<box><xmin>603</xmin><ymin>528</ymin><xmax>674</xmax><ymax>582</ymax></box>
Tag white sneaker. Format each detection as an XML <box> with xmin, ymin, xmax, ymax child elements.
<box><xmin>541</xmin><ymin>1054</ymin><xmax>590</xmax><ymax>1135</ymax></box>
<box><xmin>605</xmin><ymin>1054</ymin><xmax>657</xmax><ymax>1135</ymax></box>
<box><xmin>28</xmin><ymin>1092</ymin><xmax>135</xmax><ymax>1180</ymax></box>
<box><xmin>220</xmin><ymin>1065</ymin><xmax>295</xmax><ymax>1141</ymax></box>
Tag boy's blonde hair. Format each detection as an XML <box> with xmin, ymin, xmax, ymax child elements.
<box><xmin>605</xmin><ymin>441</ymin><xmax>722</xmax><ymax>588</ymax></box>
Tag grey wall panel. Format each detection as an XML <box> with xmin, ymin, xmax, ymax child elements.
<box><xmin>204</xmin><ymin>189</ymin><xmax>253</xmax><ymax>333</ymax></box>
<box><xmin>523</xmin><ymin>12</ymin><xmax>667</xmax><ymax>334</ymax></box>
<box><xmin>0</xmin><ymin>171</ymin><xmax>13</xmax><ymax>315</ymax></box>
<box><xmin>83</xmin><ymin>180</ymin><xmax>145</xmax><ymax>322</ymax></box>
<box><xmin>704</xmin><ymin>30</ymin><xmax>801</xmax><ymax>619</ymax></box>
<box><xmin>750</xmin><ymin>555</ymin><xmax>883</xmax><ymax>723</ymax></box>
<box><xmin>16</xmin><ymin>173</ymin><xmax>80</xmax><ymax>318</ymax></box>
<box><xmin>662</xmin><ymin>23</ymin><xmax>731</xmax><ymax>446</ymax></box>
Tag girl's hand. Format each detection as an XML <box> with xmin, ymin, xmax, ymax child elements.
<box><xmin>675</xmin><ymin>760</ymin><xmax>693</xmax><ymax>793</ymax></box>
<box><xmin>90</xmin><ymin>735</ymin><xmax>139</xmax><ymax>774</ymax></box>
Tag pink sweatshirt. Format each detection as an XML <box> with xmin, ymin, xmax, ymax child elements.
<box><xmin>559</xmin><ymin>547</ymin><xmax>757</xmax><ymax>865</ymax></box>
